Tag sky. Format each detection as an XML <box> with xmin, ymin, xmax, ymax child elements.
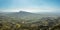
<box><xmin>0</xmin><ymin>0</ymin><xmax>60</xmax><ymax>13</ymax></box>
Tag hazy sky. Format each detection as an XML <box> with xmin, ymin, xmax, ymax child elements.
<box><xmin>0</xmin><ymin>0</ymin><xmax>60</xmax><ymax>12</ymax></box>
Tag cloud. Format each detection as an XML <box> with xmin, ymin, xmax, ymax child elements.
<box><xmin>0</xmin><ymin>7</ymin><xmax>59</xmax><ymax>13</ymax></box>
<box><xmin>19</xmin><ymin>8</ymin><xmax>59</xmax><ymax>12</ymax></box>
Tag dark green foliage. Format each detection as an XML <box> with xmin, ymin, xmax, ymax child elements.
<box><xmin>51</xmin><ymin>24</ymin><xmax>60</xmax><ymax>30</ymax></box>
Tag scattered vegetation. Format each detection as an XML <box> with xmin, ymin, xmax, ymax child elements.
<box><xmin>0</xmin><ymin>14</ymin><xmax>60</xmax><ymax>30</ymax></box>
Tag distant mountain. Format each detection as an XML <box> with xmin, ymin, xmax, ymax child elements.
<box><xmin>5</xmin><ymin>11</ymin><xmax>43</xmax><ymax>19</ymax></box>
<box><xmin>18</xmin><ymin>11</ymin><xmax>35</xmax><ymax>16</ymax></box>
<box><xmin>0</xmin><ymin>11</ymin><xmax>59</xmax><ymax>19</ymax></box>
